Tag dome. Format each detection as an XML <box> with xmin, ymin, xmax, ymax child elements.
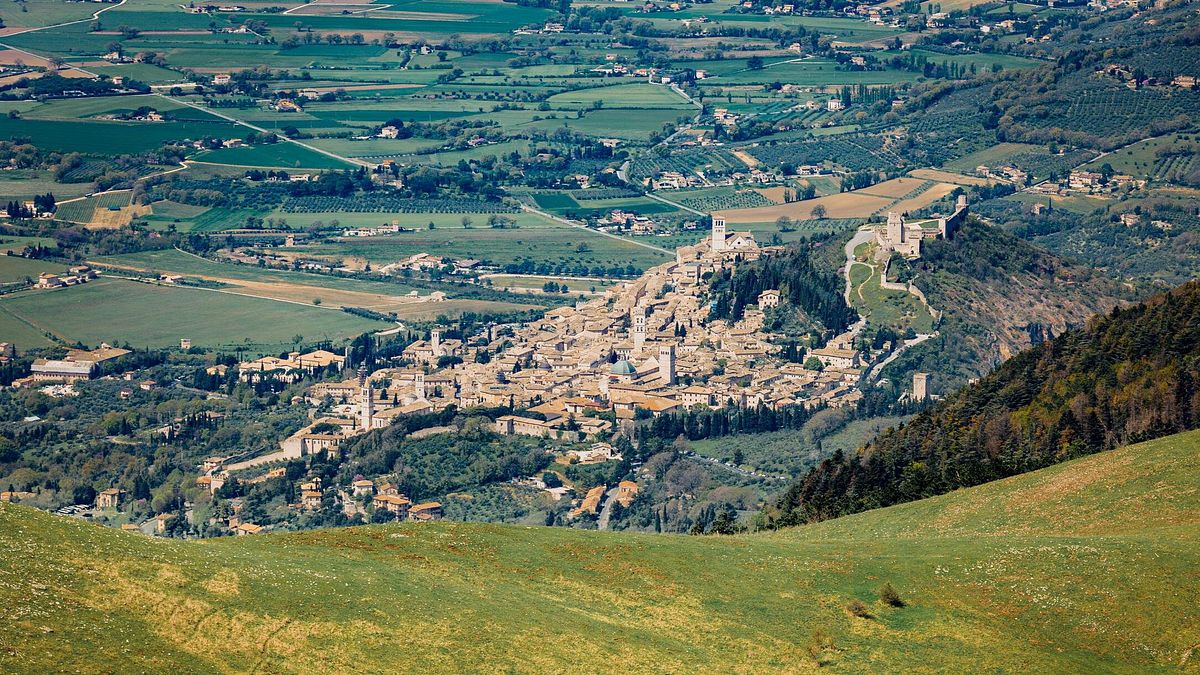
<box><xmin>610</xmin><ymin>360</ymin><xmax>636</xmax><ymax>375</ymax></box>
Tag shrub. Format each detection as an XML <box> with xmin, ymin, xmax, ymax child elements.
<box><xmin>806</xmin><ymin>628</ymin><xmax>835</xmax><ymax>666</ymax></box>
<box><xmin>846</xmin><ymin>599</ymin><xmax>871</xmax><ymax>618</ymax></box>
<box><xmin>879</xmin><ymin>582</ymin><xmax>905</xmax><ymax>607</ymax></box>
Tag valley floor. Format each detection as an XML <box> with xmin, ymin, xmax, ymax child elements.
<box><xmin>2</xmin><ymin>431</ymin><xmax>1198</xmax><ymax>672</ymax></box>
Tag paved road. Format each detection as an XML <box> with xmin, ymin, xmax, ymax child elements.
<box><xmin>864</xmin><ymin>332</ymin><xmax>936</xmax><ymax>383</ymax></box>
<box><xmin>596</xmin><ymin>486</ymin><xmax>621</xmax><ymax>530</ymax></box>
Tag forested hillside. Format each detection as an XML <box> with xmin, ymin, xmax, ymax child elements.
<box><xmin>774</xmin><ymin>280</ymin><xmax>1200</xmax><ymax>525</ymax></box>
<box><xmin>707</xmin><ymin>235</ymin><xmax>855</xmax><ymax>335</ymax></box>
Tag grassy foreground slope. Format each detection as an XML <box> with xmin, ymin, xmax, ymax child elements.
<box><xmin>2</xmin><ymin>432</ymin><xmax>1199</xmax><ymax>673</ymax></box>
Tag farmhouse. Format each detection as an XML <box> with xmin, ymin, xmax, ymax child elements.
<box><xmin>408</xmin><ymin>502</ymin><xmax>443</xmax><ymax>521</ymax></box>
<box><xmin>758</xmin><ymin>289</ymin><xmax>781</xmax><ymax>308</ymax></box>
<box><xmin>95</xmin><ymin>488</ymin><xmax>125</xmax><ymax>510</ymax></box>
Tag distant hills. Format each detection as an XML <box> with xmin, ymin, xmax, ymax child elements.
<box><xmin>2</xmin><ymin>429</ymin><xmax>1197</xmax><ymax>671</ymax></box>
<box><xmin>774</xmin><ymin>279</ymin><xmax>1200</xmax><ymax>526</ymax></box>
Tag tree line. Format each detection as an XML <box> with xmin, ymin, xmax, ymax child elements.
<box><xmin>771</xmin><ymin>281</ymin><xmax>1200</xmax><ymax>526</ymax></box>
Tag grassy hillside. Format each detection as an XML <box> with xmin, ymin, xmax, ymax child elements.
<box><xmin>2</xmin><ymin>431</ymin><xmax>1198</xmax><ymax>672</ymax></box>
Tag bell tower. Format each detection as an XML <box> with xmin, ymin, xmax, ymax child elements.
<box><xmin>711</xmin><ymin>215</ymin><xmax>726</xmax><ymax>252</ymax></box>
<box><xmin>358</xmin><ymin>365</ymin><xmax>373</xmax><ymax>429</ymax></box>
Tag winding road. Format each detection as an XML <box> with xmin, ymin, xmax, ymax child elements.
<box><xmin>841</xmin><ymin>226</ymin><xmax>940</xmax><ymax>383</ymax></box>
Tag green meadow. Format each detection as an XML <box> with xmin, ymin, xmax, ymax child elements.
<box><xmin>1</xmin><ymin>430</ymin><xmax>1196</xmax><ymax>671</ymax></box>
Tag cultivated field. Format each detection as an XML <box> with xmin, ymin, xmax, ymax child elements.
<box><xmin>90</xmin><ymin>249</ymin><xmax>539</xmax><ymax>318</ymax></box>
<box><xmin>0</xmin><ymin>278</ymin><xmax>388</xmax><ymax>350</ymax></box>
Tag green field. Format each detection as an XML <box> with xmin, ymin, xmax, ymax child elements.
<box><xmin>0</xmin><ymin>255</ymin><xmax>61</xmax><ymax>284</ymax></box>
<box><xmin>1082</xmin><ymin>133</ymin><xmax>1199</xmax><ymax>181</ymax></box>
<box><xmin>300</xmin><ymin>224</ymin><xmax>673</xmax><ymax>271</ymax></box>
<box><xmin>0</xmin><ymin>278</ymin><xmax>387</xmax><ymax>350</ymax></box>
<box><xmin>944</xmin><ymin>142</ymin><xmax>1043</xmax><ymax>172</ymax></box>
<box><xmin>0</xmin><ymin>173</ymin><xmax>93</xmax><ymax>201</ymax></box>
<box><xmin>2</xmin><ymin>430</ymin><xmax>1197</xmax><ymax>670</ymax></box>
<box><xmin>194</xmin><ymin>143</ymin><xmax>357</xmax><ymax>170</ymax></box>
<box><xmin>0</xmin><ymin>303</ymin><xmax>55</xmax><ymax>349</ymax></box>
<box><xmin>0</xmin><ymin>117</ymin><xmax>238</xmax><ymax>155</ymax></box>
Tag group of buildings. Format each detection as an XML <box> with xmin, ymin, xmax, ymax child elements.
<box><xmin>246</xmin><ymin>215</ymin><xmax>902</xmax><ymax>475</ymax></box>
<box><xmin>14</xmin><ymin>344</ymin><xmax>132</xmax><ymax>389</ymax></box>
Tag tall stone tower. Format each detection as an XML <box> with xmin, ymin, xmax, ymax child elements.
<box><xmin>632</xmin><ymin>304</ymin><xmax>647</xmax><ymax>351</ymax></box>
<box><xmin>430</xmin><ymin>328</ymin><xmax>442</xmax><ymax>356</ymax></box>
<box><xmin>711</xmin><ymin>215</ymin><xmax>726</xmax><ymax>252</ymax></box>
<box><xmin>913</xmin><ymin>371</ymin><xmax>929</xmax><ymax>402</ymax></box>
<box><xmin>358</xmin><ymin>365</ymin><xmax>374</xmax><ymax>429</ymax></box>
<box><xmin>658</xmin><ymin>344</ymin><xmax>676</xmax><ymax>386</ymax></box>
<box><xmin>415</xmin><ymin>372</ymin><xmax>426</xmax><ymax>400</ymax></box>
<box><xmin>887</xmin><ymin>211</ymin><xmax>905</xmax><ymax>245</ymax></box>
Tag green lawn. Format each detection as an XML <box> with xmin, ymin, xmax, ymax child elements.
<box><xmin>1</xmin><ymin>430</ymin><xmax>1196</xmax><ymax>671</ymax></box>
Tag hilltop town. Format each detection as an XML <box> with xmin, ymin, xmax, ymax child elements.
<box><xmin>172</xmin><ymin>209</ymin><xmax>954</xmax><ymax>531</ymax></box>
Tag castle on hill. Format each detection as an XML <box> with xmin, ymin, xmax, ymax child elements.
<box><xmin>875</xmin><ymin>194</ymin><xmax>969</xmax><ymax>259</ymax></box>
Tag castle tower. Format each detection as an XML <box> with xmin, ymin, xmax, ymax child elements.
<box><xmin>887</xmin><ymin>212</ymin><xmax>905</xmax><ymax>244</ymax></box>
<box><xmin>658</xmin><ymin>344</ymin><xmax>676</xmax><ymax>386</ymax></box>
<box><xmin>430</xmin><ymin>328</ymin><xmax>442</xmax><ymax>356</ymax></box>
<box><xmin>711</xmin><ymin>215</ymin><xmax>726</xmax><ymax>252</ymax></box>
<box><xmin>632</xmin><ymin>305</ymin><xmax>647</xmax><ymax>351</ymax></box>
<box><xmin>913</xmin><ymin>372</ymin><xmax>929</xmax><ymax>401</ymax></box>
<box><xmin>956</xmin><ymin>194</ymin><xmax>968</xmax><ymax>212</ymax></box>
<box><xmin>358</xmin><ymin>365</ymin><xmax>374</xmax><ymax>429</ymax></box>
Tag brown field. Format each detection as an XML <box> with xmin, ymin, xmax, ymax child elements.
<box><xmin>753</xmin><ymin>187</ymin><xmax>787</xmax><ymax>204</ymax></box>
<box><xmin>731</xmin><ymin>149</ymin><xmax>759</xmax><ymax>168</ymax></box>
<box><xmin>90</xmin><ymin>203</ymin><xmax>150</xmax><ymax>230</ymax></box>
<box><xmin>723</xmin><ymin>191</ymin><xmax>893</xmax><ymax>222</ymax></box>
<box><xmin>0</xmin><ymin>49</ymin><xmax>52</xmax><ymax>68</ymax></box>
<box><xmin>0</xmin><ymin>49</ymin><xmax>89</xmax><ymax>77</ymax></box>
<box><xmin>856</xmin><ymin>177</ymin><xmax>928</xmax><ymax>199</ymax></box>
<box><xmin>887</xmin><ymin>182</ymin><xmax>959</xmax><ymax>215</ymax></box>
<box><xmin>909</xmin><ymin>168</ymin><xmax>993</xmax><ymax>186</ymax></box>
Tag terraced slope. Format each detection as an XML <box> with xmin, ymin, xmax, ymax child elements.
<box><xmin>2</xmin><ymin>430</ymin><xmax>1198</xmax><ymax>672</ymax></box>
